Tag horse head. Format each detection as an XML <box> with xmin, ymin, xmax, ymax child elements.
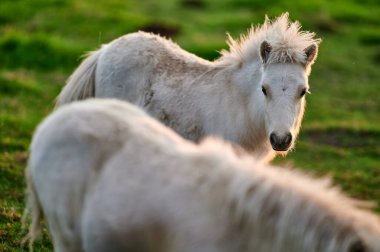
<box><xmin>259</xmin><ymin>40</ymin><xmax>318</xmax><ymax>153</ymax></box>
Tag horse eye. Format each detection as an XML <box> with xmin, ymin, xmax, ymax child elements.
<box><xmin>300</xmin><ymin>88</ymin><xmax>307</xmax><ymax>98</ymax></box>
<box><xmin>262</xmin><ymin>86</ymin><xmax>267</xmax><ymax>96</ymax></box>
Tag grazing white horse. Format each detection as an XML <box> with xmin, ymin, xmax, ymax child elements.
<box><xmin>56</xmin><ymin>13</ymin><xmax>321</xmax><ymax>161</ymax></box>
<box><xmin>25</xmin><ymin>99</ymin><xmax>380</xmax><ymax>252</ymax></box>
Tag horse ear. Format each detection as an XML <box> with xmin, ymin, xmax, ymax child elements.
<box><xmin>260</xmin><ymin>41</ymin><xmax>272</xmax><ymax>64</ymax></box>
<box><xmin>304</xmin><ymin>44</ymin><xmax>318</xmax><ymax>66</ymax></box>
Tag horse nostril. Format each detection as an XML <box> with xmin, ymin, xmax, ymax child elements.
<box><xmin>270</xmin><ymin>133</ymin><xmax>278</xmax><ymax>146</ymax></box>
<box><xmin>283</xmin><ymin>133</ymin><xmax>292</xmax><ymax>147</ymax></box>
<box><xmin>348</xmin><ymin>239</ymin><xmax>366</xmax><ymax>252</ymax></box>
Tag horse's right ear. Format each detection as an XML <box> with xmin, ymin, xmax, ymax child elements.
<box><xmin>260</xmin><ymin>41</ymin><xmax>272</xmax><ymax>64</ymax></box>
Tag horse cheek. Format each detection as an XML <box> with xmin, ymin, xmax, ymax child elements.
<box><xmin>292</xmin><ymin>99</ymin><xmax>306</xmax><ymax>138</ymax></box>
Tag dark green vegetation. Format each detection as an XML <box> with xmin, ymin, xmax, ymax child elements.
<box><xmin>1</xmin><ymin>0</ymin><xmax>379</xmax><ymax>250</ymax></box>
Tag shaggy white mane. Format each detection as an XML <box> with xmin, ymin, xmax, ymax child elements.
<box><xmin>218</xmin><ymin>13</ymin><xmax>322</xmax><ymax>66</ymax></box>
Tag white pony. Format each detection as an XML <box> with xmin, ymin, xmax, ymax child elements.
<box><xmin>25</xmin><ymin>99</ymin><xmax>380</xmax><ymax>252</ymax></box>
<box><xmin>56</xmin><ymin>13</ymin><xmax>321</xmax><ymax>161</ymax></box>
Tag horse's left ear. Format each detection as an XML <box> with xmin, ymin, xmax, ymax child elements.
<box><xmin>304</xmin><ymin>44</ymin><xmax>318</xmax><ymax>66</ymax></box>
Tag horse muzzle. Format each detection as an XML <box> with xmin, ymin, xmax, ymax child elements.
<box><xmin>269</xmin><ymin>132</ymin><xmax>292</xmax><ymax>151</ymax></box>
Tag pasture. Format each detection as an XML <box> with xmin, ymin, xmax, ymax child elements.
<box><xmin>0</xmin><ymin>0</ymin><xmax>379</xmax><ymax>250</ymax></box>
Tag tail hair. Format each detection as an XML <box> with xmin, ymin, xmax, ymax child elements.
<box><xmin>55</xmin><ymin>48</ymin><xmax>102</xmax><ymax>108</ymax></box>
<box><xmin>22</xmin><ymin>168</ymin><xmax>43</xmax><ymax>252</ymax></box>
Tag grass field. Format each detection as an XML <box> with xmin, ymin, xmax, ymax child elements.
<box><xmin>1</xmin><ymin>0</ymin><xmax>379</xmax><ymax>250</ymax></box>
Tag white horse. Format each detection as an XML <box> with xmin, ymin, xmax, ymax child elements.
<box><xmin>25</xmin><ymin>99</ymin><xmax>380</xmax><ymax>252</ymax></box>
<box><xmin>56</xmin><ymin>13</ymin><xmax>321</xmax><ymax>161</ymax></box>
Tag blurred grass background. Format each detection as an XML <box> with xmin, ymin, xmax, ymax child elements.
<box><xmin>0</xmin><ymin>0</ymin><xmax>379</xmax><ymax>250</ymax></box>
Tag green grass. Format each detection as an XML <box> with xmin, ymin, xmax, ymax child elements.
<box><xmin>0</xmin><ymin>0</ymin><xmax>379</xmax><ymax>250</ymax></box>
